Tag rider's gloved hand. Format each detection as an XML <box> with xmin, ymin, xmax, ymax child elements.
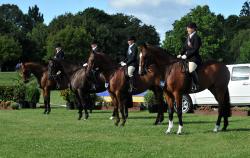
<box><xmin>177</xmin><ymin>55</ymin><xmax>182</xmax><ymax>58</ymax></box>
<box><xmin>181</xmin><ymin>55</ymin><xmax>187</xmax><ymax>59</ymax></box>
<box><xmin>56</xmin><ymin>70</ymin><xmax>61</xmax><ymax>75</ymax></box>
<box><xmin>120</xmin><ymin>61</ymin><xmax>126</xmax><ymax>66</ymax></box>
<box><xmin>83</xmin><ymin>63</ymin><xmax>88</xmax><ymax>67</ymax></box>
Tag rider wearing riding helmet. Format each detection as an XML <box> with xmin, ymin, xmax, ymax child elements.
<box><xmin>177</xmin><ymin>22</ymin><xmax>202</xmax><ymax>90</ymax></box>
<box><xmin>120</xmin><ymin>36</ymin><xmax>138</xmax><ymax>93</ymax></box>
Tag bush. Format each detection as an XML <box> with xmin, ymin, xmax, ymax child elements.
<box><xmin>24</xmin><ymin>81</ymin><xmax>40</xmax><ymax>108</ymax></box>
<box><xmin>144</xmin><ymin>90</ymin><xmax>167</xmax><ymax>113</ymax></box>
<box><xmin>13</xmin><ymin>81</ymin><xmax>26</xmax><ymax>103</ymax></box>
<box><xmin>60</xmin><ymin>89</ymin><xmax>77</xmax><ymax>109</ymax></box>
<box><xmin>0</xmin><ymin>86</ymin><xmax>15</xmax><ymax>101</ymax></box>
<box><xmin>144</xmin><ymin>90</ymin><xmax>157</xmax><ymax>106</ymax></box>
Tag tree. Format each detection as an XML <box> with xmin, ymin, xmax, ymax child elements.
<box><xmin>26</xmin><ymin>23</ymin><xmax>48</xmax><ymax>61</ymax></box>
<box><xmin>240</xmin><ymin>1</ymin><xmax>250</xmax><ymax>16</ymax></box>
<box><xmin>0</xmin><ymin>35</ymin><xmax>22</xmax><ymax>71</ymax></box>
<box><xmin>0</xmin><ymin>4</ymin><xmax>24</xmax><ymax>28</ymax></box>
<box><xmin>162</xmin><ymin>5</ymin><xmax>225</xmax><ymax>61</ymax></box>
<box><xmin>48</xmin><ymin>8</ymin><xmax>160</xmax><ymax>61</ymax></box>
<box><xmin>239</xmin><ymin>40</ymin><xmax>250</xmax><ymax>63</ymax></box>
<box><xmin>228</xmin><ymin>29</ymin><xmax>250</xmax><ymax>63</ymax></box>
<box><xmin>45</xmin><ymin>25</ymin><xmax>91</xmax><ymax>61</ymax></box>
<box><xmin>28</xmin><ymin>5</ymin><xmax>44</xmax><ymax>25</ymax></box>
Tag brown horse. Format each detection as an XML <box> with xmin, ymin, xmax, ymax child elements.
<box><xmin>48</xmin><ymin>59</ymin><xmax>107</xmax><ymax>120</ymax></box>
<box><xmin>139</xmin><ymin>44</ymin><xmax>231</xmax><ymax>134</ymax></box>
<box><xmin>20</xmin><ymin>62</ymin><xmax>68</xmax><ymax>114</ymax></box>
<box><xmin>86</xmin><ymin>52</ymin><xmax>165</xmax><ymax>126</ymax></box>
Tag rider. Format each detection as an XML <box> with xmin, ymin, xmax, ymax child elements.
<box><xmin>54</xmin><ymin>43</ymin><xmax>65</xmax><ymax>60</ymax></box>
<box><xmin>52</xmin><ymin>43</ymin><xmax>65</xmax><ymax>89</ymax></box>
<box><xmin>177</xmin><ymin>22</ymin><xmax>202</xmax><ymax>91</ymax></box>
<box><xmin>121</xmin><ymin>36</ymin><xmax>138</xmax><ymax>93</ymax></box>
<box><xmin>84</xmin><ymin>40</ymin><xmax>102</xmax><ymax>90</ymax></box>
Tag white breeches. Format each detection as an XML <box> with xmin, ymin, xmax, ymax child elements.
<box><xmin>128</xmin><ymin>66</ymin><xmax>135</xmax><ymax>77</ymax></box>
<box><xmin>188</xmin><ymin>62</ymin><xmax>197</xmax><ymax>73</ymax></box>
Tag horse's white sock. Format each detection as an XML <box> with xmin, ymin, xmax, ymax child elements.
<box><xmin>213</xmin><ymin>125</ymin><xmax>220</xmax><ymax>132</ymax></box>
<box><xmin>166</xmin><ymin>120</ymin><xmax>174</xmax><ymax>134</ymax></box>
<box><xmin>177</xmin><ymin>125</ymin><xmax>183</xmax><ymax>135</ymax></box>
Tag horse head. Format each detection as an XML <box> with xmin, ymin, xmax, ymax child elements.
<box><xmin>138</xmin><ymin>43</ymin><xmax>152</xmax><ymax>75</ymax></box>
<box><xmin>86</xmin><ymin>51</ymin><xmax>106</xmax><ymax>75</ymax></box>
<box><xmin>20</xmin><ymin>62</ymin><xmax>31</xmax><ymax>83</ymax></box>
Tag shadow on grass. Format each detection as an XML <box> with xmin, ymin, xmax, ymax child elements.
<box><xmin>226</xmin><ymin>128</ymin><xmax>250</xmax><ymax>132</ymax></box>
<box><xmin>184</xmin><ymin>119</ymin><xmax>241</xmax><ymax>125</ymax></box>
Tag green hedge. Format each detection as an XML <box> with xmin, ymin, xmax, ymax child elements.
<box><xmin>0</xmin><ymin>81</ymin><xmax>40</xmax><ymax>106</ymax></box>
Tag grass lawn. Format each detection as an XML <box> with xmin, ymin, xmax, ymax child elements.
<box><xmin>0</xmin><ymin>72</ymin><xmax>20</xmax><ymax>86</ymax></box>
<box><xmin>0</xmin><ymin>109</ymin><xmax>249</xmax><ymax>158</ymax></box>
<box><xmin>38</xmin><ymin>91</ymin><xmax>66</xmax><ymax>106</ymax></box>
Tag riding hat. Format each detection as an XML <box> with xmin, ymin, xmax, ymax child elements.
<box><xmin>187</xmin><ymin>22</ymin><xmax>198</xmax><ymax>29</ymax></box>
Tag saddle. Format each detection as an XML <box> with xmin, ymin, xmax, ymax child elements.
<box><xmin>180</xmin><ymin>60</ymin><xmax>201</xmax><ymax>92</ymax></box>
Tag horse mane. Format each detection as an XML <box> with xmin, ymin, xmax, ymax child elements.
<box><xmin>95</xmin><ymin>52</ymin><xmax>119</xmax><ymax>68</ymax></box>
<box><xmin>24</xmin><ymin>62</ymin><xmax>47</xmax><ymax>71</ymax></box>
<box><xmin>143</xmin><ymin>44</ymin><xmax>177</xmax><ymax>67</ymax></box>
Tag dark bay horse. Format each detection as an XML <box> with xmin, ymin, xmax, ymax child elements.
<box><xmin>86</xmin><ymin>52</ymin><xmax>165</xmax><ymax>126</ymax></box>
<box><xmin>20</xmin><ymin>62</ymin><xmax>68</xmax><ymax>114</ymax></box>
<box><xmin>139</xmin><ymin>44</ymin><xmax>231</xmax><ymax>134</ymax></box>
<box><xmin>48</xmin><ymin>59</ymin><xmax>106</xmax><ymax>120</ymax></box>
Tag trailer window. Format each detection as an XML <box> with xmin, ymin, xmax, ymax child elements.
<box><xmin>231</xmin><ymin>66</ymin><xmax>250</xmax><ymax>81</ymax></box>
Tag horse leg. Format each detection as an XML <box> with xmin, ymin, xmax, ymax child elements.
<box><xmin>222</xmin><ymin>88</ymin><xmax>230</xmax><ymax>131</ymax></box>
<box><xmin>174</xmin><ymin>92</ymin><xmax>183</xmax><ymax>135</ymax></box>
<box><xmin>152</xmin><ymin>86</ymin><xmax>164</xmax><ymax>125</ymax></box>
<box><xmin>43</xmin><ymin>89</ymin><xmax>48</xmax><ymax>114</ymax></box>
<box><xmin>74</xmin><ymin>91</ymin><xmax>83</xmax><ymax>120</ymax></box>
<box><xmin>165</xmin><ymin>91</ymin><xmax>174</xmax><ymax>134</ymax></box>
<box><xmin>116</xmin><ymin>92</ymin><xmax>126</xmax><ymax>126</ymax></box>
<box><xmin>110</xmin><ymin>92</ymin><xmax>119</xmax><ymax>126</ymax></box>
<box><xmin>78</xmin><ymin>91</ymin><xmax>89</xmax><ymax>120</ymax></box>
<box><xmin>119</xmin><ymin>96</ymin><xmax>127</xmax><ymax>126</ymax></box>
<box><xmin>82</xmin><ymin>93</ymin><xmax>89</xmax><ymax>120</ymax></box>
<box><xmin>47</xmin><ymin>91</ymin><xmax>51</xmax><ymax>114</ymax></box>
<box><xmin>209</xmin><ymin>87</ymin><xmax>231</xmax><ymax>132</ymax></box>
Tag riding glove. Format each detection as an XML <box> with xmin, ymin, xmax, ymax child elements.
<box><xmin>181</xmin><ymin>55</ymin><xmax>187</xmax><ymax>59</ymax></box>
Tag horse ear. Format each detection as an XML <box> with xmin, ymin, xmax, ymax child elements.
<box><xmin>138</xmin><ymin>42</ymin><xmax>147</xmax><ymax>50</ymax></box>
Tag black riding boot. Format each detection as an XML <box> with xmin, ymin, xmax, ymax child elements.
<box><xmin>191</xmin><ymin>71</ymin><xmax>199</xmax><ymax>91</ymax></box>
<box><xmin>128</xmin><ymin>77</ymin><xmax>136</xmax><ymax>93</ymax></box>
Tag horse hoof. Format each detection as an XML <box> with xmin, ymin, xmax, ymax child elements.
<box><xmin>177</xmin><ymin>132</ymin><xmax>182</xmax><ymax>135</ymax></box>
<box><xmin>165</xmin><ymin>131</ymin><xmax>171</xmax><ymax>134</ymax></box>
<box><xmin>114</xmin><ymin>122</ymin><xmax>119</xmax><ymax>126</ymax></box>
<box><xmin>221</xmin><ymin>127</ymin><xmax>227</xmax><ymax>131</ymax></box>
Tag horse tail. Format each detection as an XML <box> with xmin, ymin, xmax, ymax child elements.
<box><xmin>223</xmin><ymin>88</ymin><xmax>231</xmax><ymax>117</ymax></box>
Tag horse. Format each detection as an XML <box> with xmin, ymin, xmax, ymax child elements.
<box><xmin>86</xmin><ymin>51</ymin><xmax>165</xmax><ymax>126</ymax></box>
<box><xmin>48</xmin><ymin>59</ymin><xmax>106</xmax><ymax>120</ymax></box>
<box><xmin>20</xmin><ymin>62</ymin><xmax>68</xmax><ymax>114</ymax></box>
<box><xmin>139</xmin><ymin>44</ymin><xmax>231</xmax><ymax>134</ymax></box>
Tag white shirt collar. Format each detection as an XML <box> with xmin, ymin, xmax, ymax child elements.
<box><xmin>189</xmin><ymin>31</ymin><xmax>196</xmax><ymax>39</ymax></box>
<box><xmin>129</xmin><ymin>43</ymin><xmax>135</xmax><ymax>48</ymax></box>
<box><xmin>92</xmin><ymin>46</ymin><xmax>97</xmax><ymax>51</ymax></box>
<box><xmin>56</xmin><ymin>48</ymin><xmax>61</xmax><ymax>53</ymax></box>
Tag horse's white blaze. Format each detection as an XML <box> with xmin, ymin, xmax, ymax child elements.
<box><xmin>138</xmin><ymin>52</ymin><xmax>143</xmax><ymax>75</ymax></box>
<box><xmin>138</xmin><ymin>66</ymin><xmax>142</xmax><ymax>74</ymax></box>
<box><xmin>213</xmin><ymin>125</ymin><xmax>220</xmax><ymax>132</ymax></box>
<box><xmin>166</xmin><ymin>120</ymin><xmax>174</xmax><ymax>134</ymax></box>
<box><xmin>177</xmin><ymin>125</ymin><xmax>183</xmax><ymax>135</ymax></box>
